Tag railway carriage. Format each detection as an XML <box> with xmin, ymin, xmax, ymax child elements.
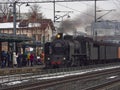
<box><xmin>88</xmin><ymin>41</ymin><xmax>119</xmax><ymax>64</ymax></box>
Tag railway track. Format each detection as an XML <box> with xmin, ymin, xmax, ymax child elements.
<box><xmin>85</xmin><ymin>78</ymin><xmax>120</xmax><ymax>90</ymax></box>
<box><xmin>19</xmin><ymin>68</ymin><xmax>120</xmax><ymax>90</ymax></box>
<box><xmin>1</xmin><ymin>64</ymin><xmax>120</xmax><ymax>90</ymax></box>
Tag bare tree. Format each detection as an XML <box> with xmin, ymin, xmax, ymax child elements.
<box><xmin>26</xmin><ymin>4</ymin><xmax>44</xmax><ymax>22</ymax></box>
<box><xmin>0</xmin><ymin>4</ymin><xmax>12</xmax><ymax>21</ymax></box>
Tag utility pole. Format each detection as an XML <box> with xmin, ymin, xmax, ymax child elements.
<box><xmin>95</xmin><ymin>0</ymin><xmax>97</xmax><ymax>22</ymax></box>
<box><xmin>13</xmin><ymin>1</ymin><xmax>17</xmax><ymax>67</ymax></box>
<box><xmin>53</xmin><ymin>0</ymin><xmax>56</xmax><ymax>23</ymax></box>
<box><xmin>93</xmin><ymin>0</ymin><xmax>97</xmax><ymax>40</ymax></box>
<box><xmin>13</xmin><ymin>1</ymin><xmax>17</xmax><ymax>53</ymax></box>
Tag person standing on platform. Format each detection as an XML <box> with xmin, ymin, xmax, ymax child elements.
<box><xmin>17</xmin><ymin>53</ymin><xmax>22</xmax><ymax>67</ymax></box>
<box><xmin>7</xmin><ymin>51</ymin><xmax>11</xmax><ymax>67</ymax></box>
<box><xmin>27</xmin><ymin>53</ymin><xmax>30</xmax><ymax>66</ymax></box>
<box><xmin>1</xmin><ymin>51</ymin><xmax>7</xmax><ymax>68</ymax></box>
<box><xmin>30</xmin><ymin>53</ymin><xmax>34</xmax><ymax>66</ymax></box>
<box><xmin>40</xmin><ymin>52</ymin><xmax>45</xmax><ymax>64</ymax></box>
<box><xmin>13</xmin><ymin>52</ymin><xmax>17</xmax><ymax>67</ymax></box>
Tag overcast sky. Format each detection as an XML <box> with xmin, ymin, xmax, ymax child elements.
<box><xmin>0</xmin><ymin>0</ymin><xmax>119</xmax><ymax>33</ymax></box>
<box><xmin>25</xmin><ymin>0</ymin><xmax>120</xmax><ymax>21</ymax></box>
<box><xmin>3</xmin><ymin>0</ymin><xmax>120</xmax><ymax>21</ymax></box>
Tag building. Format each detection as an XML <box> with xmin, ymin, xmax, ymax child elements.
<box><xmin>85</xmin><ymin>20</ymin><xmax>120</xmax><ymax>36</ymax></box>
<box><xmin>0</xmin><ymin>18</ymin><xmax>55</xmax><ymax>54</ymax></box>
<box><xmin>85</xmin><ymin>20</ymin><xmax>120</xmax><ymax>42</ymax></box>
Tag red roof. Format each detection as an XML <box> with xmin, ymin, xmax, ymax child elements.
<box><xmin>0</xmin><ymin>16</ymin><xmax>55</xmax><ymax>31</ymax></box>
<box><xmin>19</xmin><ymin>19</ymin><xmax>55</xmax><ymax>31</ymax></box>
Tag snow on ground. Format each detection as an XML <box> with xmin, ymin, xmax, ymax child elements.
<box><xmin>1</xmin><ymin>65</ymin><xmax>120</xmax><ymax>86</ymax></box>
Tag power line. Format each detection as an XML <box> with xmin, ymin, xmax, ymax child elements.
<box><xmin>0</xmin><ymin>0</ymin><xmax>104</xmax><ymax>4</ymax></box>
<box><xmin>56</xmin><ymin>3</ymin><xmax>94</xmax><ymax>17</ymax></box>
<box><xmin>1</xmin><ymin>0</ymin><xmax>106</xmax><ymax>22</ymax></box>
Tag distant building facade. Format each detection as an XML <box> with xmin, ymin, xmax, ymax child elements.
<box><xmin>85</xmin><ymin>20</ymin><xmax>120</xmax><ymax>36</ymax></box>
<box><xmin>0</xmin><ymin>19</ymin><xmax>55</xmax><ymax>42</ymax></box>
<box><xmin>0</xmin><ymin>18</ymin><xmax>55</xmax><ymax>53</ymax></box>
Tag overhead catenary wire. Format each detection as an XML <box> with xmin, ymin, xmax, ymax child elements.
<box><xmin>56</xmin><ymin>3</ymin><xmax>94</xmax><ymax>17</ymax></box>
<box><xmin>0</xmin><ymin>0</ymin><xmax>104</xmax><ymax>4</ymax></box>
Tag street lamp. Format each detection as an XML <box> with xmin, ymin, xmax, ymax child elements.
<box><xmin>9</xmin><ymin>2</ymin><xmax>30</xmax><ymax>20</ymax></box>
<box><xmin>17</xmin><ymin>3</ymin><xmax>24</xmax><ymax>20</ymax></box>
<box><xmin>12</xmin><ymin>1</ymin><xmax>17</xmax><ymax>67</ymax></box>
<box><xmin>9</xmin><ymin>0</ymin><xmax>30</xmax><ymax>66</ymax></box>
<box><xmin>26</xmin><ymin>3</ymin><xmax>30</xmax><ymax>7</ymax></box>
<box><xmin>17</xmin><ymin>3</ymin><xmax>30</xmax><ymax>20</ymax></box>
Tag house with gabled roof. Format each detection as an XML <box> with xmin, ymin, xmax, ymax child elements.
<box><xmin>0</xmin><ymin>18</ymin><xmax>55</xmax><ymax>53</ymax></box>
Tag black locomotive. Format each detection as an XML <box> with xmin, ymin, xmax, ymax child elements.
<box><xmin>44</xmin><ymin>33</ymin><xmax>120</xmax><ymax>68</ymax></box>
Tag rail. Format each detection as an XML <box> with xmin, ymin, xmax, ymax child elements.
<box><xmin>0</xmin><ymin>63</ymin><xmax>120</xmax><ymax>90</ymax></box>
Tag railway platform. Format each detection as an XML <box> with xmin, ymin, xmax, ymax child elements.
<box><xmin>0</xmin><ymin>65</ymin><xmax>44</xmax><ymax>76</ymax></box>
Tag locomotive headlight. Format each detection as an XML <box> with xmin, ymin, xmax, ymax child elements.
<box><xmin>47</xmin><ymin>58</ymin><xmax>50</xmax><ymax>60</ymax></box>
<box><xmin>63</xmin><ymin>57</ymin><xmax>66</xmax><ymax>60</ymax></box>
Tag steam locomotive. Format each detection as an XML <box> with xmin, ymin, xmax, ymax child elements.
<box><xmin>44</xmin><ymin>33</ymin><xmax>120</xmax><ymax>68</ymax></box>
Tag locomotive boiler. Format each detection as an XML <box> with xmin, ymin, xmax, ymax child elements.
<box><xmin>44</xmin><ymin>33</ymin><xmax>120</xmax><ymax>68</ymax></box>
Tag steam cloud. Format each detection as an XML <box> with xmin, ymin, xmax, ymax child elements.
<box><xmin>58</xmin><ymin>6</ymin><xmax>119</xmax><ymax>35</ymax></box>
<box><xmin>58</xmin><ymin>8</ymin><xmax>95</xmax><ymax>34</ymax></box>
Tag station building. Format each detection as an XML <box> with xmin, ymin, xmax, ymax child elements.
<box><xmin>0</xmin><ymin>18</ymin><xmax>55</xmax><ymax>55</ymax></box>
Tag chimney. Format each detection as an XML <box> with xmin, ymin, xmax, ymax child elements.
<box><xmin>8</xmin><ymin>16</ymin><xmax>13</xmax><ymax>22</ymax></box>
<box><xmin>3</xmin><ymin>16</ymin><xmax>7</xmax><ymax>22</ymax></box>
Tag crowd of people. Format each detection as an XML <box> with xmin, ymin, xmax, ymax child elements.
<box><xmin>0</xmin><ymin>51</ymin><xmax>44</xmax><ymax>68</ymax></box>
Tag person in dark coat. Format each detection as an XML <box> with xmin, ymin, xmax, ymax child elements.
<box><xmin>17</xmin><ymin>53</ymin><xmax>22</xmax><ymax>67</ymax></box>
<box><xmin>30</xmin><ymin>53</ymin><xmax>34</xmax><ymax>66</ymax></box>
<box><xmin>1</xmin><ymin>51</ymin><xmax>7</xmax><ymax>68</ymax></box>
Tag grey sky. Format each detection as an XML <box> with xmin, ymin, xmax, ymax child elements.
<box><xmin>1</xmin><ymin>0</ymin><xmax>120</xmax><ymax>21</ymax></box>
<box><xmin>21</xmin><ymin>0</ymin><xmax>120</xmax><ymax>21</ymax></box>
